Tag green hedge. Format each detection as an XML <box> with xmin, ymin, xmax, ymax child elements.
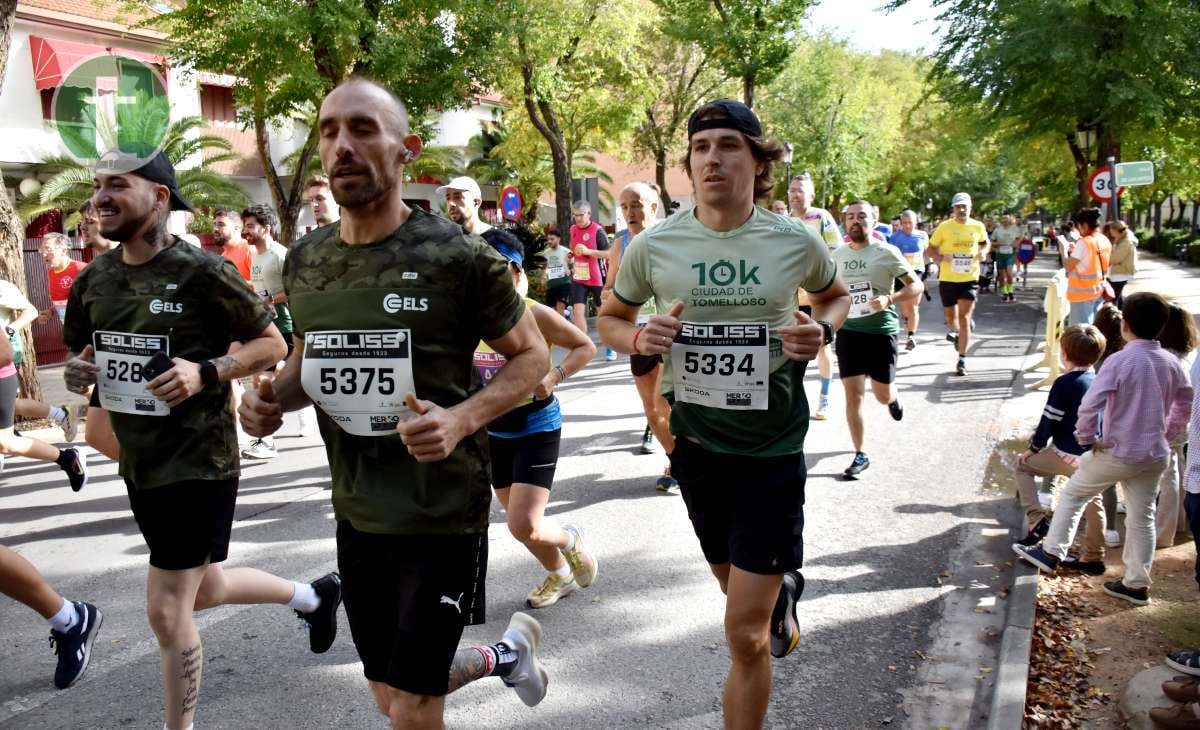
<box><xmin>1134</xmin><ymin>228</ymin><xmax>1200</xmax><ymax>265</ymax></box>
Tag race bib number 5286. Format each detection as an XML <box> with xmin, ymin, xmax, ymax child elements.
<box><xmin>670</xmin><ymin>321</ymin><xmax>769</xmax><ymax>410</ymax></box>
<box><xmin>300</xmin><ymin>329</ymin><xmax>415</xmax><ymax>437</ymax></box>
<box><xmin>93</xmin><ymin>331</ymin><xmax>169</xmax><ymax>416</ymax></box>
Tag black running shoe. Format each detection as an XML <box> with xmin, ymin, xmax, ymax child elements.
<box><xmin>298</xmin><ymin>573</ymin><xmax>342</xmax><ymax>653</ymax></box>
<box><xmin>770</xmin><ymin>571</ymin><xmax>804</xmax><ymax>658</ymax></box>
<box><xmin>1016</xmin><ymin>516</ymin><xmax>1050</xmax><ymax>547</ymax></box>
<box><xmin>888</xmin><ymin>400</ymin><xmax>903</xmax><ymax>421</ymax></box>
<box><xmin>50</xmin><ymin>601</ymin><xmax>102</xmax><ymax>689</ymax></box>
<box><xmin>1102</xmin><ymin>579</ymin><xmax>1149</xmax><ymax>606</ymax></box>
<box><xmin>1060</xmin><ymin>555</ymin><xmax>1106</xmax><ymax>576</ymax></box>
<box><xmin>843</xmin><ymin>452</ymin><xmax>870</xmax><ymax>479</ymax></box>
<box><xmin>955</xmin><ymin>359</ymin><xmax>967</xmax><ymax>376</ymax></box>
<box><xmin>945</xmin><ymin>330</ymin><xmax>958</xmax><ymax>344</ymax></box>
<box><xmin>59</xmin><ymin>448</ymin><xmax>88</xmax><ymax>492</ymax></box>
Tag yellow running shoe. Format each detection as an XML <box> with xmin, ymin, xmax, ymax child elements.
<box><xmin>561</xmin><ymin>524</ymin><xmax>598</xmax><ymax>588</ymax></box>
<box><xmin>526</xmin><ymin>572</ymin><xmax>577</xmax><ymax>609</ymax></box>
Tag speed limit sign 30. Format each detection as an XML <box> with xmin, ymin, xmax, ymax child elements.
<box><xmin>1088</xmin><ymin>167</ymin><xmax>1126</xmax><ymax>203</ymax></box>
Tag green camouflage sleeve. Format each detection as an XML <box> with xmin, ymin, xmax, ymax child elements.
<box><xmin>62</xmin><ymin>268</ymin><xmax>92</xmax><ymax>353</ymax></box>
<box><xmin>469</xmin><ymin>238</ymin><xmax>526</xmax><ymax>342</ymax></box>
<box><xmin>212</xmin><ymin>258</ymin><xmax>274</xmax><ymax>342</ymax></box>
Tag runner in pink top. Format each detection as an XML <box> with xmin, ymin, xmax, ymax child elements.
<box><xmin>567</xmin><ymin>200</ymin><xmax>612</xmax><ymax>359</ymax></box>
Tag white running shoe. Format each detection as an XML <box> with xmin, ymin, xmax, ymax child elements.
<box><xmin>1104</xmin><ymin>529</ymin><xmax>1121</xmax><ymax>547</ymax></box>
<box><xmin>297</xmin><ymin>407</ymin><xmax>317</xmax><ymax>438</ymax></box>
<box><xmin>241</xmin><ymin>438</ymin><xmax>278</xmax><ymax>459</ymax></box>
<box><xmin>500</xmin><ymin>612</ymin><xmax>548</xmax><ymax>707</ymax></box>
<box><xmin>56</xmin><ymin>405</ymin><xmax>80</xmax><ymax>442</ymax></box>
<box><xmin>812</xmin><ymin>396</ymin><xmax>829</xmax><ymax>421</ymax></box>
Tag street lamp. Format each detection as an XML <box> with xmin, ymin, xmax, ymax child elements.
<box><xmin>782</xmin><ymin>143</ymin><xmax>794</xmax><ymax>185</ymax></box>
<box><xmin>1075</xmin><ymin>125</ymin><xmax>1097</xmax><ymax>164</ymax></box>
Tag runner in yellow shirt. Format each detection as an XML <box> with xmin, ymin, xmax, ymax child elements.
<box><xmin>928</xmin><ymin>192</ymin><xmax>990</xmax><ymax>376</ymax></box>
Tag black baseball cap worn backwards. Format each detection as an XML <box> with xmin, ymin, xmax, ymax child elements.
<box><xmin>687</xmin><ymin>99</ymin><xmax>764</xmax><ymax>139</ymax></box>
<box><xmin>96</xmin><ymin>148</ymin><xmax>196</xmax><ymax>213</ymax></box>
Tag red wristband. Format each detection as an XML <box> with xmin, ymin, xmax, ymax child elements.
<box><xmin>631</xmin><ymin>327</ymin><xmax>645</xmax><ymax>354</ymax></box>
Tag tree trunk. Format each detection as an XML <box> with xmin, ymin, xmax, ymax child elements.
<box><xmin>1153</xmin><ymin>198</ymin><xmax>1163</xmax><ymax>235</ymax></box>
<box><xmin>0</xmin><ymin>0</ymin><xmax>42</xmax><ymax>402</ymax></box>
<box><xmin>655</xmin><ymin>148</ymin><xmax>673</xmax><ymax>213</ymax></box>
<box><xmin>1066</xmin><ymin>132</ymin><xmax>1089</xmax><ymax>210</ymax></box>
<box><xmin>252</xmin><ymin>99</ymin><xmax>318</xmax><ymax>245</ymax></box>
<box><xmin>742</xmin><ymin>72</ymin><xmax>755</xmax><ymax>110</ymax></box>
<box><xmin>518</xmin><ymin>40</ymin><xmax>573</xmax><ymax>235</ymax></box>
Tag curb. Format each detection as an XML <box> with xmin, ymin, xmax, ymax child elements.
<box><xmin>988</xmin><ymin>559</ymin><xmax>1039</xmax><ymax>730</ymax></box>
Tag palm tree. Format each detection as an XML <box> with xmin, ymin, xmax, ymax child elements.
<box><xmin>18</xmin><ymin>115</ymin><xmax>249</xmax><ymax>228</ymax></box>
<box><xmin>404</xmin><ymin>145</ymin><xmax>465</xmax><ymax>184</ymax></box>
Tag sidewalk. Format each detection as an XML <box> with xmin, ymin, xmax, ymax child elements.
<box><xmin>1125</xmin><ymin>249</ymin><xmax>1200</xmax><ymax>315</ymax></box>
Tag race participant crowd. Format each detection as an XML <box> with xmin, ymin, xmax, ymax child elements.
<box><xmin>2</xmin><ymin>84</ymin><xmax>1198</xmax><ymax>730</ymax></box>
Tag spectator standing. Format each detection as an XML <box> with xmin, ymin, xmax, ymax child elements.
<box><xmin>1103</xmin><ymin>220</ymin><xmax>1138</xmax><ymax>308</ymax></box>
<box><xmin>1064</xmin><ymin>208</ymin><xmax>1110</xmax><ymax>325</ymax></box>
<box><xmin>1153</xmin><ymin>303</ymin><xmax>1198</xmax><ymax>549</ymax></box>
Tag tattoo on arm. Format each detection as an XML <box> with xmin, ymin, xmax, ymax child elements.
<box><xmin>180</xmin><ymin>643</ymin><xmax>202</xmax><ymax>716</ymax></box>
<box><xmin>211</xmin><ymin>352</ymin><xmax>274</xmax><ymax>382</ymax></box>
<box><xmin>446</xmin><ymin>647</ymin><xmax>488</xmax><ymax>694</ymax></box>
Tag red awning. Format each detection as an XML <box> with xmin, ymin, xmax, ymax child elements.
<box><xmin>29</xmin><ymin>35</ymin><xmax>165</xmax><ymax>92</ymax></box>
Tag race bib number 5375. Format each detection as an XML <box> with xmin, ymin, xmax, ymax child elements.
<box><xmin>301</xmin><ymin>329</ymin><xmax>414</xmax><ymax>437</ymax></box>
<box><xmin>670</xmin><ymin>321</ymin><xmax>769</xmax><ymax>410</ymax></box>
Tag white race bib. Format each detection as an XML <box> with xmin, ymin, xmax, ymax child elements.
<box><xmin>93</xmin><ymin>330</ymin><xmax>169</xmax><ymax>416</ymax></box>
<box><xmin>301</xmin><ymin>329</ymin><xmax>414</xmax><ymax>437</ymax></box>
<box><xmin>547</xmin><ymin>263</ymin><xmax>567</xmax><ymax>280</ymax></box>
<box><xmin>670</xmin><ymin>321</ymin><xmax>769</xmax><ymax>411</ymax></box>
<box><xmin>847</xmin><ymin>280</ymin><xmax>874</xmax><ymax>319</ymax></box>
<box><xmin>952</xmin><ymin>254</ymin><xmax>974</xmax><ymax>274</ymax></box>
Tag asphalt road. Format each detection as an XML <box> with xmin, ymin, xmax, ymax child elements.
<box><xmin>1</xmin><ymin>256</ymin><xmax>1070</xmax><ymax>729</ymax></box>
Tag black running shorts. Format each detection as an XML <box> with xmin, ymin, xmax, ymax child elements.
<box><xmin>834</xmin><ymin>328</ymin><xmax>898</xmax><ymax>384</ymax></box>
<box><xmin>570</xmin><ymin>283</ymin><xmax>603</xmax><ymax>309</ymax></box>
<box><xmin>668</xmin><ymin>438</ymin><xmax>805</xmax><ymax>575</ymax></box>
<box><xmin>0</xmin><ymin>374</ymin><xmax>16</xmax><ymax>429</ymax></box>
<box><xmin>126</xmin><ymin>479</ymin><xmax>238</xmax><ymax>570</ymax></box>
<box><xmin>938</xmin><ymin>280</ymin><xmax>978</xmax><ymax>308</ymax></box>
<box><xmin>545</xmin><ymin>283</ymin><xmax>571</xmax><ymax>307</ymax></box>
<box><xmin>488</xmin><ymin>428</ymin><xmax>561</xmax><ymax>490</ymax></box>
<box><xmin>336</xmin><ymin>522</ymin><xmax>487</xmax><ymax>697</ymax></box>
<box><xmin>630</xmin><ymin>353</ymin><xmax>663</xmax><ymax>378</ymax></box>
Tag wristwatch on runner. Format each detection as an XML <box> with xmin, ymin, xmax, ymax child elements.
<box><xmin>199</xmin><ymin>360</ymin><xmax>220</xmax><ymax>388</ymax></box>
<box><xmin>816</xmin><ymin>320</ymin><xmax>833</xmax><ymax>346</ymax></box>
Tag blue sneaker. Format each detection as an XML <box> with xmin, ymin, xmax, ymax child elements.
<box><xmin>604</xmin><ymin>347</ymin><xmax>618</xmax><ymax>361</ymax></box>
<box><xmin>50</xmin><ymin>601</ymin><xmax>102</xmax><ymax>689</ymax></box>
<box><xmin>1012</xmin><ymin>543</ymin><xmax>1059</xmax><ymax>573</ymax></box>
<box><xmin>843</xmin><ymin>452</ymin><xmax>869</xmax><ymax>479</ymax></box>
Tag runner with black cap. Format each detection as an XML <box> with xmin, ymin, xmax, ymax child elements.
<box><xmin>928</xmin><ymin>192</ymin><xmax>990</xmax><ymax>375</ymax></box>
<box><xmin>62</xmin><ymin>148</ymin><xmax>342</xmax><ymax>730</ymax></box>
<box><xmin>599</xmin><ymin>99</ymin><xmax>850</xmax><ymax>728</ymax></box>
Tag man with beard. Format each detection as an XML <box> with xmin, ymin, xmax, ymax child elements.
<box><xmin>438</xmin><ymin>176</ymin><xmax>528</xmax><ymax>295</ymax></box>
<box><xmin>62</xmin><ymin>149</ymin><xmax>341</xmax><ymax>730</ymax></box>
<box><xmin>831</xmin><ymin>201</ymin><xmax>922</xmax><ymax>479</ymax></box>
<box><xmin>212</xmin><ymin>208</ymin><xmax>252</xmax><ymax>282</ymax></box>
<box><xmin>238</xmin><ymin>78</ymin><xmax>552</xmax><ymax>726</ymax></box>
<box><xmin>928</xmin><ymin>192</ymin><xmax>990</xmax><ymax>376</ymax></box>
<box><xmin>77</xmin><ymin>201</ymin><xmax>116</xmax><ymax>255</ymax></box>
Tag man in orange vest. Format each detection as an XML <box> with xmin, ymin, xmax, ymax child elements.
<box><xmin>1064</xmin><ymin>208</ymin><xmax>1110</xmax><ymax>325</ymax></box>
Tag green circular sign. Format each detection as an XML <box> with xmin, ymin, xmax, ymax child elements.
<box><xmin>51</xmin><ymin>54</ymin><xmax>169</xmax><ymax>168</ymax></box>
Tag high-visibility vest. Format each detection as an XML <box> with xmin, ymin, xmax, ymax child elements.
<box><xmin>1066</xmin><ymin>234</ymin><xmax>1104</xmax><ymax>303</ymax></box>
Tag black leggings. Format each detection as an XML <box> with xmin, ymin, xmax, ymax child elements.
<box><xmin>0</xmin><ymin>374</ymin><xmax>17</xmax><ymax>429</ymax></box>
<box><xmin>1110</xmin><ymin>280</ymin><xmax>1128</xmax><ymax>308</ymax></box>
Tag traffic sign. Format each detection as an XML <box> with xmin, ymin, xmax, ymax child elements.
<box><xmin>1087</xmin><ymin>167</ymin><xmax>1125</xmax><ymax>203</ymax></box>
<box><xmin>1114</xmin><ymin>160</ymin><xmax>1155</xmax><ymax>187</ymax></box>
<box><xmin>499</xmin><ymin>185</ymin><xmax>523</xmax><ymax>222</ymax></box>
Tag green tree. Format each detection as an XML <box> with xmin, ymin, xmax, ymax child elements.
<box><xmin>655</xmin><ymin>0</ymin><xmax>815</xmax><ymax>108</ymax></box>
<box><xmin>144</xmin><ymin>0</ymin><xmax>505</xmax><ymax>242</ymax></box>
<box><xmin>18</xmin><ymin>116</ymin><xmax>248</xmax><ymax>227</ymax></box>
<box><xmin>493</xmin><ymin>0</ymin><xmax>652</xmax><ymax>234</ymax></box>
<box><xmin>632</xmin><ymin>32</ymin><xmax>730</xmax><ymax>210</ymax></box>
<box><xmin>895</xmin><ymin>0</ymin><xmax>1200</xmax><ymax>209</ymax></box>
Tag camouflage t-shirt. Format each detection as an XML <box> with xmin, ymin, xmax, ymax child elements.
<box><xmin>284</xmin><ymin>207</ymin><xmax>526</xmax><ymax>536</ymax></box>
<box><xmin>63</xmin><ymin>238</ymin><xmax>274</xmax><ymax>490</ymax></box>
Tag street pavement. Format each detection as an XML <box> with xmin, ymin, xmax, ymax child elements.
<box><xmin>0</xmin><ymin>250</ymin><xmax>1192</xmax><ymax>729</ymax></box>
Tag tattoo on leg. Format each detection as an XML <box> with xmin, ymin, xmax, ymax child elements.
<box><xmin>180</xmin><ymin>643</ymin><xmax>202</xmax><ymax>716</ymax></box>
<box><xmin>447</xmin><ymin>647</ymin><xmax>488</xmax><ymax>693</ymax></box>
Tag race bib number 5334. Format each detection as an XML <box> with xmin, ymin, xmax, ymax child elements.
<box><xmin>301</xmin><ymin>329</ymin><xmax>414</xmax><ymax>437</ymax></box>
<box><xmin>670</xmin><ymin>321</ymin><xmax>769</xmax><ymax>410</ymax></box>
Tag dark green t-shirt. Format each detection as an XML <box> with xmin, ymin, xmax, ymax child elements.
<box><xmin>284</xmin><ymin>207</ymin><xmax>526</xmax><ymax>536</ymax></box>
<box><xmin>63</xmin><ymin>238</ymin><xmax>273</xmax><ymax>490</ymax></box>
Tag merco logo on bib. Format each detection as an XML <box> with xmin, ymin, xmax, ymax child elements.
<box><xmin>149</xmin><ymin>299</ymin><xmax>182</xmax><ymax>314</ymax></box>
<box><xmin>382</xmin><ymin>293</ymin><xmax>430</xmax><ymax>314</ymax></box>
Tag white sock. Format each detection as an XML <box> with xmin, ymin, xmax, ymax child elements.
<box><xmin>552</xmin><ymin>563</ymin><xmax>571</xmax><ymax>578</ymax></box>
<box><xmin>48</xmin><ymin>406</ymin><xmax>67</xmax><ymax>423</ymax></box>
<box><xmin>47</xmin><ymin>599</ymin><xmax>77</xmax><ymax>633</ymax></box>
<box><xmin>561</xmin><ymin>527</ymin><xmax>576</xmax><ymax>551</ymax></box>
<box><xmin>287</xmin><ymin>581</ymin><xmax>320</xmax><ymax>613</ymax></box>
<box><xmin>164</xmin><ymin>724</ymin><xmax>194</xmax><ymax>730</ymax></box>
